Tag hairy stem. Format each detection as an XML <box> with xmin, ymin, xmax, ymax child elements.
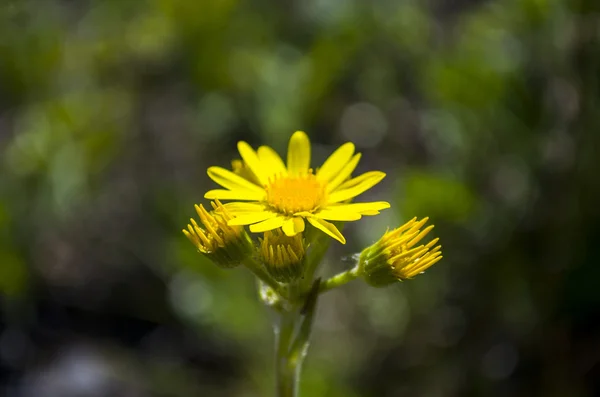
<box><xmin>319</xmin><ymin>265</ymin><xmax>361</xmax><ymax>293</ymax></box>
<box><xmin>274</xmin><ymin>280</ymin><xmax>320</xmax><ymax>397</ymax></box>
<box><xmin>245</xmin><ymin>257</ymin><xmax>282</xmax><ymax>295</ymax></box>
<box><xmin>275</xmin><ymin>310</ymin><xmax>298</xmax><ymax>397</ymax></box>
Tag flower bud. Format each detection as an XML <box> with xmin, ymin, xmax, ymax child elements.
<box><xmin>361</xmin><ymin>217</ymin><xmax>442</xmax><ymax>287</ymax></box>
<box><xmin>259</xmin><ymin>229</ymin><xmax>306</xmax><ymax>283</ymax></box>
<box><xmin>183</xmin><ymin>200</ymin><xmax>253</xmax><ymax>268</ymax></box>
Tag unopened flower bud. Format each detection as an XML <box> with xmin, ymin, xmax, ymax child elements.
<box><xmin>183</xmin><ymin>200</ymin><xmax>253</xmax><ymax>268</ymax></box>
<box><xmin>259</xmin><ymin>229</ymin><xmax>306</xmax><ymax>283</ymax></box>
<box><xmin>361</xmin><ymin>217</ymin><xmax>442</xmax><ymax>287</ymax></box>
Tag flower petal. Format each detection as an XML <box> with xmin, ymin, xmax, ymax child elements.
<box><xmin>257</xmin><ymin>146</ymin><xmax>287</xmax><ymax>178</ymax></box>
<box><xmin>282</xmin><ymin>217</ymin><xmax>305</xmax><ymax>236</ymax></box>
<box><xmin>207</xmin><ymin>167</ymin><xmax>266</xmax><ymax>193</ymax></box>
<box><xmin>205</xmin><ymin>189</ymin><xmax>264</xmax><ymax>201</ymax></box>
<box><xmin>336</xmin><ymin>170</ymin><xmax>386</xmax><ymax>191</ymax></box>
<box><xmin>287</xmin><ymin>131</ymin><xmax>311</xmax><ymax>175</ymax></box>
<box><xmin>325</xmin><ymin>201</ymin><xmax>390</xmax><ymax>215</ymax></box>
<box><xmin>326</xmin><ymin>153</ymin><xmax>361</xmax><ymax>193</ymax></box>
<box><xmin>227</xmin><ymin>211</ymin><xmax>278</xmax><ymax>226</ymax></box>
<box><xmin>249</xmin><ymin>216</ymin><xmax>286</xmax><ymax>233</ymax></box>
<box><xmin>328</xmin><ymin>171</ymin><xmax>386</xmax><ymax>203</ymax></box>
<box><xmin>223</xmin><ymin>202</ymin><xmax>266</xmax><ymax>212</ymax></box>
<box><xmin>306</xmin><ymin>217</ymin><xmax>346</xmax><ymax>244</ymax></box>
<box><xmin>314</xmin><ymin>209</ymin><xmax>362</xmax><ymax>221</ymax></box>
<box><xmin>316</xmin><ymin>142</ymin><xmax>355</xmax><ymax>182</ymax></box>
<box><xmin>231</xmin><ymin>159</ymin><xmax>261</xmax><ymax>185</ymax></box>
<box><xmin>238</xmin><ymin>141</ymin><xmax>269</xmax><ymax>186</ymax></box>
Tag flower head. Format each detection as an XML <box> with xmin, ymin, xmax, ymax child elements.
<box><xmin>183</xmin><ymin>200</ymin><xmax>252</xmax><ymax>268</ymax></box>
<box><xmin>205</xmin><ymin>131</ymin><xmax>390</xmax><ymax>244</ymax></box>
<box><xmin>360</xmin><ymin>217</ymin><xmax>442</xmax><ymax>287</ymax></box>
<box><xmin>259</xmin><ymin>229</ymin><xmax>306</xmax><ymax>283</ymax></box>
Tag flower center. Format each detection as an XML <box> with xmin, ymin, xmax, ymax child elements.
<box><xmin>265</xmin><ymin>172</ymin><xmax>326</xmax><ymax>215</ymax></box>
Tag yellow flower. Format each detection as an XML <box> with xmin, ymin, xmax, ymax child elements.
<box><xmin>231</xmin><ymin>159</ymin><xmax>260</xmax><ymax>185</ymax></box>
<box><xmin>360</xmin><ymin>217</ymin><xmax>442</xmax><ymax>287</ymax></box>
<box><xmin>183</xmin><ymin>200</ymin><xmax>252</xmax><ymax>268</ymax></box>
<box><xmin>205</xmin><ymin>131</ymin><xmax>390</xmax><ymax>244</ymax></box>
<box><xmin>259</xmin><ymin>229</ymin><xmax>306</xmax><ymax>283</ymax></box>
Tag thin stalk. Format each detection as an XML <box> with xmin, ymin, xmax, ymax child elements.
<box><xmin>275</xmin><ymin>310</ymin><xmax>298</xmax><ymax>397</ymax></box>
<box><xmin>288</xmin><ymin>281</ymin><xmax>319</xmax><ymax>376</ymax></box>
<box><xmin>245</xmin><ymin>257</ymin><xmax>282</xmax><ymax>295</ymax></box>
<box><xmin>319</xmin><ymin>265</ymin><xmax>360</xmax><ymax>293</ymax></box>
<box><xmin>302</xmin><ymin>233</ymin><xmax>332</xmax><ymax>291</ymax></box>
<box><xmin>274</xmin><ymin>280</ymin><xmax>320</xmax><ymax>397</ymax></box>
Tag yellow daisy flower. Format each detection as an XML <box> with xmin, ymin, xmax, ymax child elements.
<box><xmin>204</xmin><ymin>131</ymin><xmax>389</xmax><ymax>244</ymax></box>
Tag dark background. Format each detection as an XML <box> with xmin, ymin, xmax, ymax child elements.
<box><xmin>1</xmin><ymin>0</ymin><xmax>599</xmax><ymax>396</ymax></box>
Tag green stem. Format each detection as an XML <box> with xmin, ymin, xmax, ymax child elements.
<box><xmin>274</xmin><ymin>280</ymin><xmax>320</xmax><ymax>397</ymax></box>
<box><xmin>302</xmin><ymin>233</ymin><xmax>332</xmax><ymax>291</ymax></box>
<box><xmin>245</xmin><ymin>257</ymin><xmax>282</xmax><ymax>295</ymax></box>
<box><xmin>275</xmin><ymin>310</ymin><xmax>298</xmax><ymax>397</ymax></box>
<box><xmin>288</xmin><ymin>282</ymin><xmax>318</xmax><ymax>370</ymax></box>
<box><xmin>319</xmin><ymin>265</ymin><xmax>360</xmax><ymax>293</ymax></box>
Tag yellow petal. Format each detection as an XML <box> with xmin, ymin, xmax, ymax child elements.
<box><xmin>287</xmin><ymin>131</ymin><xmax>311</xmax><ymax>175</ymax></box>
<box><xmin>337</xmin><ymin>170</ymin><xmax>386</xmax><ymax>191</ymax></box>
<box><xmin>238</xmin><ymin>141</ymin><xmax>269</xmax><ymax>186</ymax></box>
<box><xmin>406</xmin><ymin>225</ymin><xmax>435</xmax><ymax>248</ymax></box>
<box><xmin>282</xmin><ymin>217</ymin><xmax>305</xmax><ymax>236</ymax></box>
<box><xmin>223</xmin><ymin>202</ymin><xmax>266</xmax><ymax>212</ymax></box>
<box><xmin>207</xmin><ymin>167</ymin><xmax>265</xmax><ymax>193</ymax></box>
<box><xmin>257</xmin><ymin>146</ymin><xmax>287</xmax><ymax>178</ymax></box>
<box><xmin>228</xmin><ymin>211</ymin><xmax>278</xmax><ymax>226</ymax></box>
<box><xmin>306</xmin><ymin>217</ymin><xmax>346</xmax><ymax>244</ymax></box>
<box><xmin>326</xmin><ymin>153</ymin><xmax>361</xmax><ymax>193</ymax></box>
<box><xmin>404</xmin><ymin>255</ymin><xmax>443</xmax><ymax>277</ymax></box>
<box><xmin>205</xmin><ymin>189</ymin><xmax>264</xmax><ymax>201</ymax></box>
<box><xmin>328</xmin><ymin>171</ymin><xmax>386</xmax><ymax>203</ymax></box>
<box><xmin>250</xmin><ymin>216</ymin><xmax>286</xmax><ymax>233</ymax></box>
<box><xmin>314</xmin><ymin>209</ymin><xmax>362</xmax><ymax>221</ymax></box>
<box><xmin>316</xmin><ymin>142</ymin><xmax>355</xmax><ymax>182</ymax></box>
<box><xmin>325</xmin><ymin>201</ymin><xmax>390</xmax><ymax>215</ymax></box>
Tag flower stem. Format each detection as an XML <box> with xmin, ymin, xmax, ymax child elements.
<box><xmin>245</xmin><ymin>257</ymin><xmax>282</xmax><ymax>295</ymax></box>
<box><xmin>274</xmin><ymin>280</ymin><xmax>320</xmax><ymax>397</ymax></box>
<box><xmin>319</xmin><ymin>265</ymin><xmax>361</xmax><ymax>293</ymax></box>
<box><xmin>302</xmin><ymin>231</ymin><xmax>333</xmax><ymax>291</ymax></box>
<box><xmin>275</xmin><ymin>310</ymin><xmax>298</xmax><ymax>397</ymax></box>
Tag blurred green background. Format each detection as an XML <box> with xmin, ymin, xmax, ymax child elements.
<box><xmin>1</xmin><ymin>0</ymin><xmax>599</xmax><ymax>396</ymax></box>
